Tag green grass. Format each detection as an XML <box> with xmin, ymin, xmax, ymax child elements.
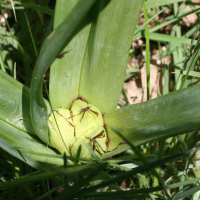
<box><xmin>0</xmin><ymin>0</ymin><xmax>200</xmax><ymax>199</ymax></box>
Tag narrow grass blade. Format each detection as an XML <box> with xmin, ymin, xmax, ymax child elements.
<box><xmin>0</xmin><ymin>164</ymin><xmax>101</xmax><ymax>190</ymax></box>
<box><xmin>13</xmin><ymin>62</ymin><xmax>16</xmax><ymax>79</ymax></box>
<box><xmin>158</xmin><ymin>25</ymin><xmax>200</xmax><ymax>58</ymax></box>
<box><xmin>173</xmin><ymin>2</ymin><xmax>184</xmax><ymax>90</ymax></box>
<box><xmin>111</xmin><ymin>127</ymin><xmax>171</xmax><ymax>198</ymax></box>
<box><xmin>180</xmin><ymin>36</ymin><xmax>200</xmax><ymax>89</ymax></box>
<box><xmin>72</xmin><ymin>147</ymin><xmax>200</xmax><ymax>198</ymax></box>
<box><xmin>0</xmin><ymin>4</ymin><xmax>11</xmax><ymax>30</ymax></box>
<box><xmin>143</xmin><ymin>1</ymin><xmax>150</xmax><ymax>100</ymax></box>
<box><xmin>57</xmin><ymin>164</ymin><xmax>108</xmax><ymax>200</ymax></box>
<box><xmin>9</xmin><ymin>0</ymin><xmax>17</xmax><ymax>22</ymax></box>
<box><xmin>74</xmin><ymin>146</ymin><xmax>81</xmax><ymax>184</ymax></box>
<box><xmin>84</xmin><ymin>141</ymin><xmax>104</xmax><ymax>165</ymax></box>
<box><xmin>80</xmin><ymin>174</ymin><xmax>200</xmax><ymax>198</ymax></box>
<box><xmin>0</xmin><ymin>137</ymin><xmax>47</xmax><ymax>172</ymax></box>
<box><xmin>37</xmin><ymin>185</ymin><xmax>63</xmax><ymax>200</ymax></box>
<box><xmin>1</xmin><ymin>1</ymin><xmax>53</xmax><ymax>15</ymax></box>
<box><xmin>149</xmin><ymin>8</ymin><xmax>200</xmax><ymax>33</ymax></box>
<box><xmin>63</xmin><ymin>153</ymin><xmax>68</xmax><ymax>190</ymax></box>
<box><xmin>0</xmin><ymin>49</ymin><xmax>6</xmax><ymax>72</ymax></box>
<box><xmin>134</xmin><ymin>32</ymin><xmax>197</xmax><ymax>45</ymax></box>
<box><xmin>173</xmin><ymin>71</ymin><xmax>200</xmax><ymax>78</ymax></box>
<box><xmin>172</xmin><ymin>184</ymin><xmax>200</xmax><ymax>200</ymax></box>
<box><xmin>45</xmin><ymin>13</ymin><xmax>54</xmax><ymax>38</ymax></box>
<box><xmin>79</xmin><ymin>195</ymin><xmax>148</xmax><ymax>200</ymax></box>
<box><xmin>30</xmin><ymin>0</ymin><xmax>97</xmax><ymax>144</ymax></box>
<box><xmin>84</xmin><ymin>141</ymin><xmax>114</xmax><ymax>171</ymax></box>
<box><xmin>24</xmin><ymin>11</ymin><xmax>38</xmax><ymax>56</ymax></box>
<box><xmin>134</xmin><ymin>7</ymin><xmax>166</xmax><ymax>36</ymax></box>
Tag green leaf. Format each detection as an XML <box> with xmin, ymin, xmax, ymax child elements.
<box><xmin>134</xmin><ymin>31</ymin><xmax>197</xmax><ymax>45</ymax></box>
<box><xmin>79</xmin><ymin>0</ymin><xmax>144</xmax><ymax>114</ymax></box>
<box><xmin>80</xmin><ymin>174</ymin><xmax>200</xmax><ymax>198</ymax></box>
<box><xmin>111</xmin><ymin>127</ymin><xmax>171</xmax><ymax>198</ymax></box>
<box><xmin>36</xmin><ymin>185</ymin><xmax>63</xmax><ymax>200</ymax></box>
<box><xmin>172</xmin><ymin>184</ymin><xmax>200</xmax><ymax>200</ymax></box>
<box><xmin>173</xmin><ymin>70</ymin><xmax>200</xmax><ymax>78</ymax></box>
<box><xmin>0</xmin><ymin>70</ymin><xmax>35</xmax><ymax>135</ymax></box>
<box><xmin>134</xmin><ymin>7</ymin><xmax>167</xmax><ymax>36</ymax></box>
<box><xmin>0</xmin><ymin>136</ymin><xmax>47</xmax><ymax>172</ymax></box>
<box><xmin>0</xmin><ymin>70</ymin><xmax>63</xmax><ymax>166</ymax></box>
<box><xmin>148</xmin><ymin>8</ymin><xmax>200</xmax><ymax>34</ymax></box>
<box><xmin>0</xmin><ymin>114</ymin><xmax>64</xmax><ymax>166</ymax></box>
<box><xmin>145</xmin><ymin>0</ymin><xmax>186</xmax><ymax>9</ymax></box>
<box><xmin>180</xmin><ymin>36</ymin><xmax>200</xmax><ymax>89</ymax></box>
<box><xmin>50</xmin><ymin>0</ymin><xmax>144</xmax><ymax>114</ymax></box>
<box><xmin>0</xmin><ymin>164</ymin><xmax>100</xmax><ymax>189</ymax></box>
<box><xmin>72</xmin><ymin>147</ymin><xmax>200</xmax><ymax>198</ymax></box>
<box><xmin>30</xmin><ymin>0</ymin><xmax>98</xmax><ymax>144</ymax></box>
<box><xmin>103</xmin><ymin>85</ymin><xmax>200</xmax><ymax>158</ymax></box>
<box><xmin>49</xmin><ymin>0</ymin><xmax>93</xmax><ymax>110</ymax></box>
<box><xmin>59</xmin><ymin>163</ymin><xmax>108</xmax><ymax>200</ymax></box>
<box><xmin>1</xmin><ymin>1</ymin><xmax>53</xmax><ymax>15</ymax></box>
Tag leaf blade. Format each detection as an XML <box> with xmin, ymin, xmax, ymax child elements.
<box><xmin>0</xmin><ymin>70</ymin><xmax>35</xmax><ymax>135</ymax></box>
<box><xmin>49</xmin><ymin>0</ymin><xmax>92</xmax><ymax>109</ymax></box>
<box><xmin>79</xmin><ymin>0</ymin><xmax>144</xmax><ymax>114</ymax></box>
<box><xmin>103</xmin><ymin>85</ymin><xmax>200</xmax><ymax>158</ymax></box>
<box><xmin>0</xmin><ymin>70</ymin><xmax>62</xmax><ymax>166</ymax></box>
<box><xmin>30</xmin><ymin>0</ymin><xmax>98</xmax><ymax>144</ymax></box>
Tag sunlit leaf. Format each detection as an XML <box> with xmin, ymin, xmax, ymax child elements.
<box><xmin>103</xmin><ymin>85</ymin><xmax>200</xmax><ymax>158</ymax></box>
<box><xmin>30</xmin><ymin>0</ymin><xmax>97</xmax><ymax>144</ymax></box>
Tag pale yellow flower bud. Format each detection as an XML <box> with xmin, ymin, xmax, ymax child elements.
<box><xmin>48</xmin><ymin>98</ymin><xmax>108</xmax><ymax>158</ymax></box>
<box><xmin>48</xmin><ymin>108</ymin><xmax>74</xmax><ymax>155</ymax></box>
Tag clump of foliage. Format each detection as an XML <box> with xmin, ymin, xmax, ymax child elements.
<box><xmin>0</xmin><ymin>0</ymin><xmax>200</xmax><ymax>199</ymax></box>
